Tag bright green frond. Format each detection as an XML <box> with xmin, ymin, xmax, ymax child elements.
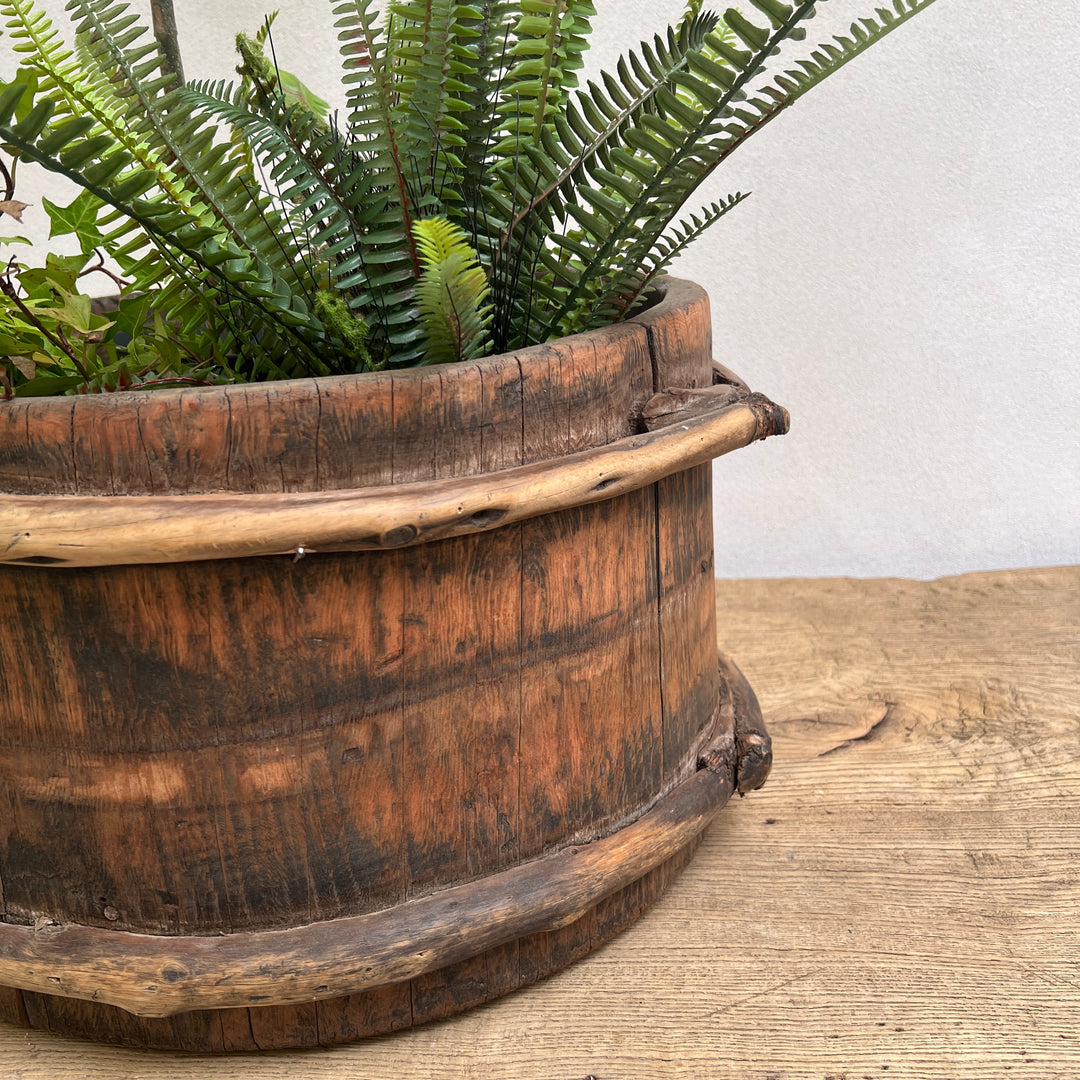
<box><xmin>413</xmin><ymin>215</ymin><xmax>492</xmax><ymax>364</ymax></box>
<box><xmin>1</xmin><ymin>0</ymin><xmax>939</xmax><ymax>389</ymax></box>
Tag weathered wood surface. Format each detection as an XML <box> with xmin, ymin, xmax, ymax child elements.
<box><xmin>1</xmin><ymin>566</ymin><xmax>1073</xmax><ymax>1075</ymax></box>
<box><xmin>0</xmin><ymin>280</ymin><xmax>673</xmax><ymax>498</ymax></box>
<box><xmin>0</xmin><ymin>277</ymin><xmax>773</xmax><ymax>1048</ymax></box>
<box><xmin>640</xmin><ymin>383</ymin><xmax>746</xmax><ymax>430</ymax></box>
<box><xmin>0</xmin><ymin>279</ymin><xmax>788</xmax><ymax>569</ymax></box>
<box><xmin>0</xmin><ymin>720</ymin><xmax>738</xmax><ymax>1017</ymax></box>
<box><xmin>0</xmin><ymin>392</ymin><xmax>787</xmax><ymax>567</ymax></box>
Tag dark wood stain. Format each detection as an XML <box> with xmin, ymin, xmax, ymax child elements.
<box><xmin>8</xmin><ymin>841</ymin><xmax>702</xmax><ymax>1052</ymax></box>
<box><xmin>0</xmin><ymin>279</ymin><xmax>755</xmax><ymax>1049</ymax></box>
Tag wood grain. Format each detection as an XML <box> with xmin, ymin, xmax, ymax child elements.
<box><xmin>0</xmin><ymin>724</ymin><xmax>738</xmax><ymax>1016</ymax></box>
<box><xmin>0</xmin><ymin>567</ymin><xmax>1071</xmax><ymax>1075</ymax></box>
<box><xmin>518</xmin><ymin>491</ymin><xmax>663</xmax><ymax>858</ymax></box>
<box><xmin>0</xmin><ymin>276</ymin><xmax>755</xmax><ymax>1048</ymax></box>
<box><xmin>648</xmin><ymin>285</ymin><xmax>722</xmax><ymax>789</ymax></box>
<box><xmin>0</xmin><ymin>279</ymin><xmax>791</xmax><ymax>569</ymax></box>
<box><xmin>0</xmin><ymin>393</ymin><xmax>788</xmax><ymax>567</ymax></box>
<box><xmin>0</xmin><ymin>280</ymin><xmax>661</xmax><ymax>499</ymax></box>
<box><xmin>656</xmin><ymin>463</ymin><xmax>720</xmax><ymax>784</ymax></box>
<box><xmin>0</xmin><ymin>553</ymin><xmax>415</xmax><ymax>934</ymax></box>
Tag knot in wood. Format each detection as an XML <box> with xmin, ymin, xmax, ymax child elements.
<box><xmin>744</xmin><ymin>393</ymin><xmax>791</xmax><ymax>440</ymax></box>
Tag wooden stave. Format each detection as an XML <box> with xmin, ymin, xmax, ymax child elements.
<box><xmin>0</xmin><ymin>650</ymin><xmax>770</xmax><ymax>1051</ymax></box>
<box><xmin>0</xmin><ymin>278</ymin><xmax>777</xmax><ymax>1048</ymax></box>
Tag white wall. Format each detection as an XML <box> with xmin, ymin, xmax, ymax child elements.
<box><xmin>6</xmin><ymin>1</ymin><xmax>1079</xmax><ymax>578</ymax></box>
<box><xmin>673</xmin><ymin>0</ymin><xmax>1080</xmax><ymax>579</ymax></box>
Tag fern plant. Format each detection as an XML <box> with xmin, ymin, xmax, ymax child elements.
<box><xmin>0</xmin><ymin>0</ymin><xmax>938</xmax><ymax>395</ymax></box>
<box><xmin>414</xmin><ymin>216</ymin><xmax>493</xmax><ymax>364</ymax></box>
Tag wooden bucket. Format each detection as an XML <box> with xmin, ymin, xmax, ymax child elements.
<box><xmin>0</xmin><ymin>278</ymin><xmax>784</xmax><ymax>1050</ymax></box>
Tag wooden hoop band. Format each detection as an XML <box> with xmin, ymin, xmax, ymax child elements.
<box><xmin>0</xmin><ymin>392</ymin><xmax>788</xmax><ymax>568</ymax></box>
<box><xmin>0</xmin><ymin>715</ymin><xmax>748</xmax><ymax>1018</ymax></box>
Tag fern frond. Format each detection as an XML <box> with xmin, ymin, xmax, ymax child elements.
<box><xmin>490</xmin><ymin>13</ymin><xmax>719</xmax><ymax>260</ymax></box>
<box><xmin>606</xmin><ymin>0</ymin><xmax>940</xmax><ymax>310</ymax></box>
<box><xmin>772</xmin><ymin>0</ymin><xmax>936</xmax><ymax>107</ymax></box>
<box><xmin>1</xmin><ymin>0</ymin><xmax>193</xmax><ymax>211</ymax></box>
<box><xmin>497</xmin><ymin>0</ymin><xmax>596</xmax><ymax>148</ymax></box>
<box><xmin>177</xmin><ymin>77</ymin><xmax>421</xmax><ymax>365</ymax></box>
<box><xmin>64</xmin><ymin>0</ymin><xmax>308</xmax><ymax>282</ymax></box>
<box><xmin>334</xmin><ymin>0</ymin><xmax>423</xmax><ymax>280</ymax></box>
<box><xmin>413</xmin><ymin>215</ymin><xmax>492</xmax><ymax>364</ymax></box>
<box><xmin>588</xmin><ymin>191</ymin><xmax>751</xmax><ymax>326</ymax></box>
<box><xmin>527</xmin><ymin>0</ymin><xmax>810</xmax><ymax>336</ymax></box>
<box><xmin>449</xmin><ymin>0</ymin><xmax>517</xmax><ymax>204</ymax></box>
<box><xmin>0</xmin><ymin>76</ymin><xmax>337</xmax><ymax>378</ymax></box>
<box><xmin>533</xmin><ymin>0</ymin><xmax>938</xmax><ymax>339</ymax></box>
<box><xmin>65</xmin><ymin>0</ymin><xmax>179</xmax><ymax>140</ymax></box>
<box><xmin>388</xmin><ymin>0</ymin><xmax>471</xmax><ymax>208</ymax></box>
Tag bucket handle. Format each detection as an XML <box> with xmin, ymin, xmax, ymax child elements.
<box><xmin>1</xmin><ymin>390</ymin><xmax>788</xmax><ymax>568</ymax></box>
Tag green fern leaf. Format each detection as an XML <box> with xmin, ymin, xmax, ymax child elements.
<box><xmin>333</xmin><ymin>0</ymin><xmax>425</xmax><ymax>282</ymax></box>
<box><xmin>586</xmin><ymin>191</ymin><xmax>751</xmax><ymax>327</ymax></box>
<box><xmin>413</xmin><ymin>216</ymin><xmax>492</xmax><ymax>364</ymax></box>
<box><xmin>490</xmin><ymin>13</ymin><xmax>718</xmax><ymax>250</ymax></box>
<box><xmin>176</xmin><ymin>77</ymin><xmax>420</xmax><ymax>365</ymax></box>
<box><xmin>533</xmin><ymin>0</ymin><xmax>938</xmax><ymax>340</ymax></box>
<box><xmin>389</xmin><ymin>0</ymin><xmax>470</xmax><ymax>206</ymax></box>
<box><xmin>497</xmin><ymin>0</ymin><xmax>596</xmax><ymax>148</ymax></box>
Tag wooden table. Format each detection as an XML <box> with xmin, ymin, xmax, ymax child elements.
<box><xmin>2</xmin><ymin>566</ymin><xmax>1077</xmax><ymax>1078</ymax></box>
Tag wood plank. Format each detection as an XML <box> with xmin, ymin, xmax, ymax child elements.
<box><xmin>313</xmin><ymin>984</ymin><xmax>412</xmax><ymax>1046</ymax></box>
<box><xmin>2</xmin><ymin>566</ymin><xmax>1074</xmax><ymax>1074</ymax></box>
<box><xmin>313</xmin><ymin>372</ymin><xmax>396</xmax><ymax>489</ymax></box>
<box><xmin>631</xmin><ymin>276</ymin><xmax>714</xmax><ymax>390</ymax></box>
<box><xmin>512</xmin><ymin>315</ymin><xmax>662</xmax><ymax>860</ymax></box>
<box><xmin>16</xmin><ymin>991</ymin><xmax>226</xmax><ymax>1052</ymax></box>
<box><xmin>409</xmin><ymin>940</ymin><xmax>520</xmax><ymax>1028</ymax></box>
<box><xmin>219</xmin><ymin>382</ymin><xmax>320</xmax><ymax>494</ymax></box>
<box><xmin>0</xmin><ymin>400</ymin><xmax>29</xmax><ymax>493</ymax></box>
<box><xmin>0</xmin><ymin>398</ymin><xmax>78</xmax><ymax>495</ymax></box>
<box><xmin>0</xmin><ymin>553</ymin><xmax>408</xmax><ymax>933</ymax></box>
<box><xmin>0</xmin><ymin>986</ymin><xmax>27</xmax><ymax>1029</ymax></box>
<box><xmin>246</xmin><ymin>1003</ymin><xmax>320</xmax><ymax>1051</ymax></box>
<box><xmin>393</xmin><ymin>357</ymin><xmax>524</xmax><ymax>897</ymax></box>
<box><xmin>401</xmin><ymin>528</ymin><xmax>522</xmax><ymax>894</ymax></box>
<box><xmin>516</xmin><ymin>320</ymin><xmax>653</xmax><ymax>464</ymax></box>
<box><xmin>656</xmin><ymin>462</ymin><xmax>720</xmax><ymax>783</ymax></box>
<box><xmin>67</xmin><ymin>392</ymin><xmax>222</xmax><ymax>495</ymax></box>
<box><xmin>517</xmin><ymin>489</ymin><xmax>663</xmax><ymax>859</ymax></box>
<box><xmin>22</xmin><ymin>398</ymin><xmax>77</xmax><ymax>494</ymax></box>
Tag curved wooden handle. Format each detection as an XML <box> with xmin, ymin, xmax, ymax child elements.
<box><xmin>0</xmin><ymin>393</ymin><xmax>788</xmax><ymax>568</ymax></box>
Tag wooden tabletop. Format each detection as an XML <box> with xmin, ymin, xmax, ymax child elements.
<box><xmin>1</xmin><ymin>565</ymin><xmax>1077</xmax><ymax>1079</ymax></box>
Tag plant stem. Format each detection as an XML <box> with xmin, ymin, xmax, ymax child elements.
<box><xmin>151</xmin><ymin>0</ymin><xmax>185</xmax><ymax>85</ymax></box>
<box><xmin>0</xmin><ymin>157</ymin><xmax>14</xmax><ymax>202</ymax></box>
<box><xmin>77</xmin><ymin>250</ymin><xmax>131</xmax><ymax>292</ymax></box>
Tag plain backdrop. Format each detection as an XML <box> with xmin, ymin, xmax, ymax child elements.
<box><xmin>4</xmin><ymin>0</ymin><xmax>1078</xmax><ymax>578</ymax></box>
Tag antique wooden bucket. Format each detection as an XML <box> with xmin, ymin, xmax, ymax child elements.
<box><xmin>0</xmin><ymin>278</ymin><xmax>784</xmax><ymax>1050</ymax></box>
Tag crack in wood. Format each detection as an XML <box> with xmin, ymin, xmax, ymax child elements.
<box><xmin>817</xmin><ymin>704</ymin><xmax>897</xmax><ymax>758</ymax></box>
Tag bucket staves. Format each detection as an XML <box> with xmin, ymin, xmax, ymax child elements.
<box><xmin>0</xmin><ymin>279</ymin><xmax>781</xmax><ymax>1050</ymax></box>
